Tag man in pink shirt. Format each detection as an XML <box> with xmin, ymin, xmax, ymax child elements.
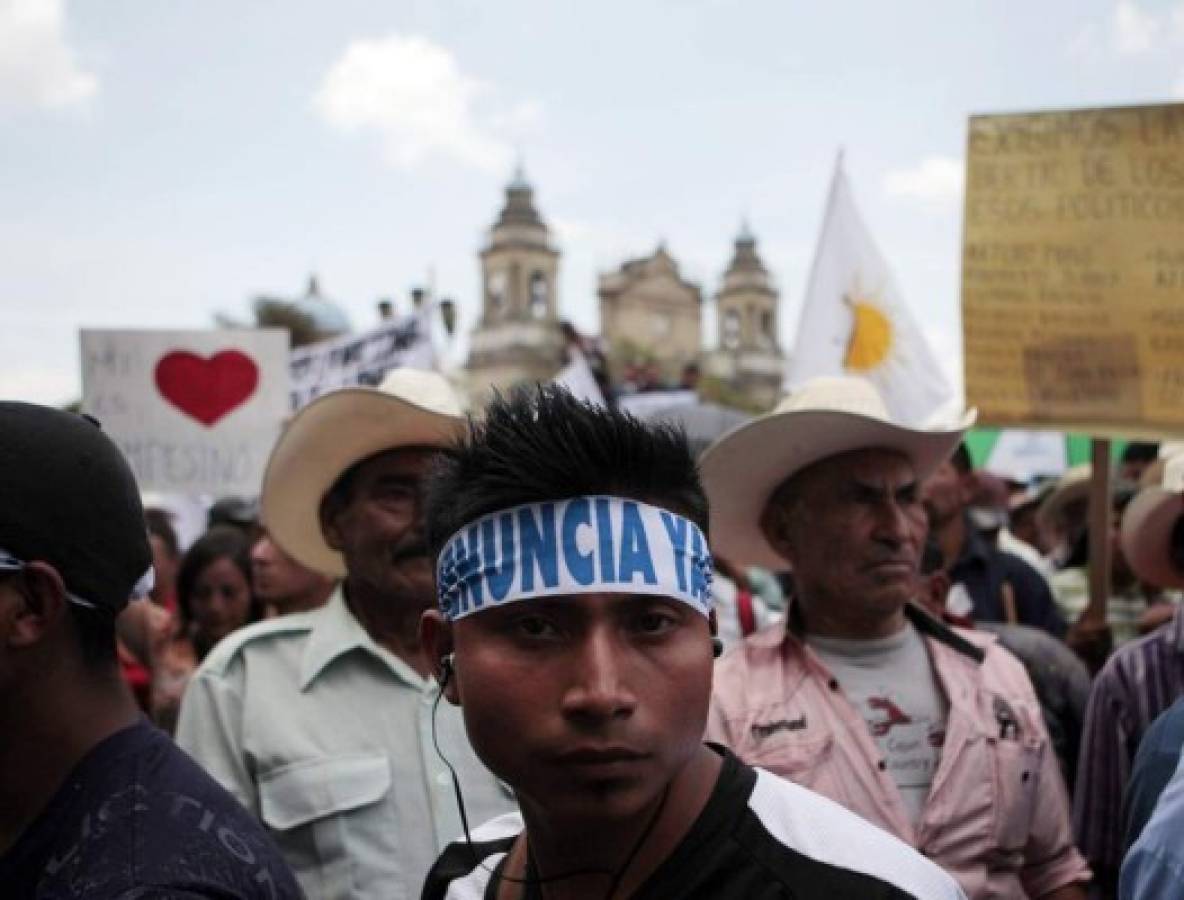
<box><xmin>701</xmin><ymin>376</ymin><xmax>1090</xmax><ymax>900</ymax></box>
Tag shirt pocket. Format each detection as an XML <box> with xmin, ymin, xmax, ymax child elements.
<box><xmin>988</xmin><ymin>709</ymin><xmax>1044</xmax><ymax>853</ymax></box>
<box><xmin>259</xmin><ymin>753</ymin><xmax>391</xmax><ymax>896</ymax></box>
<box><xmin>745</xmin><ymin>732</ymin><xmax>842</xmax><ymax>797</ymax></box>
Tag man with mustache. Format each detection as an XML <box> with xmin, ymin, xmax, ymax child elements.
<box><xmin>420</xmin><ymin>386</ymin><xmax>962</xmax><ymax>899</ymax></box>
<box><xmin>176</xmin><ymin>370</ymin><xmax>514</xmax><ymax>900</ymax></box>
<box><xmin>703</xmin><ymin>377</ymin><xmax>1090</xmax><ymax>899</ymax></box>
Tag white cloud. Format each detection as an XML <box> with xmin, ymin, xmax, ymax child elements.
<box><xmin>1114</xmin><ymin>0</ymin><xmax>1158</xmax><ymax>54</ymax></box>
<box><xmin>1174</xmin><ymin>70</ymin><xmax>1184</xmax><ymax>98</ymax></box>
<box><xmin>313</xmin><ymin>34</ymin><xmax>537</xmax><ymax>172</ymax></box>
<box><xmin>0</xmin><ymin>0</ymin><xmax>97</xmax><ymax>111</ymax></box>
<box><xmin>1069</xmin><ymin>1</ymin><xmax>1184</xmax><ymax>59</ymax></box>
<box><xmin>883</xmin><ymin>157</ymin><xmax>965</xmax><ymax>207</ymax></box>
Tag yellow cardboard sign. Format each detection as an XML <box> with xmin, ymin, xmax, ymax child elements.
<box><xmin>962</xmin><ymin>103</ymin><xmax>1184</xmax><ymax>438</ymax></box>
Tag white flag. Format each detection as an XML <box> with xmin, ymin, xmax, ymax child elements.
<box><xmin>788</xmin><ymin>158</ymin><xmax>952</xmax><ymax>426</ymax></box>
<box><xmin>984</xmin><ymin>430</ymin><xmax>1067</xmax><ymax>481</ymax></box>
<box><xmin>553</xmin><ymin>347</ymin><xmax>606</xmax><ymax>407</ymax></box>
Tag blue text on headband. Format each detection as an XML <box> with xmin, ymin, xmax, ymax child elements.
<box><xmin>436</xmin><ymin>496</ymin><xmax>713</xmax><ymax>621</ymax></box>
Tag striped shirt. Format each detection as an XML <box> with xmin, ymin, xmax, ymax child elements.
<box><xmin>1073</xmin><ymin>607</ymin><xmax>1184</xmax><ymax>886</ymax></box>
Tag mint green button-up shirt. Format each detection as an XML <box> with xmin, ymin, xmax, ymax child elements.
<box><xmin>176</xmin><ymin>587</ymin><xmax>516</xmax><ymax>900</ymax></box>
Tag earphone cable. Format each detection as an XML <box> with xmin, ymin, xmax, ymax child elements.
<box><xmin>430</xmin><ymin>672</ymin><xmax>672</xmax><ymax>898</ymax></box>
<box><xmin>431</xmin><ymin>674</ymin><xmax>617</xmax><ymax>891</ymax></box>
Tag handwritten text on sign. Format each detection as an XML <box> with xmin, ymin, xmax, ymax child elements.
<box><xmin>289</xmin><ymin>311</ymin><xmax>435</xmax><ymax>410</ymax></box>
<box><xmin>962</xmin><ymin>103</ymin><xmax>1184</xmax><ymax>437</ymax></box>
<box><xmin>81</xmin><ymin>330</ymin><xmax>289</xmax><ymax>496</ymax></box>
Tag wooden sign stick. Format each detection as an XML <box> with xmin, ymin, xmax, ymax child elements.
<box><xmin>1085</xmin><ymin>439</ymin><xmax>1112</xmax><ymax>625</ymax></box>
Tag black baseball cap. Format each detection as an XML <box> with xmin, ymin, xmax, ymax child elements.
<box><xmin>0</xmin><ymin>402</ymin><xmax>151</xmax><ymax>614</ymax></box>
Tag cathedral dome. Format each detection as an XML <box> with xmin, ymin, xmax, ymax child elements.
<box><xmin>291</xmin><ymin>275</ymin><xmax>351</xmax><ymax>335</ymax></box>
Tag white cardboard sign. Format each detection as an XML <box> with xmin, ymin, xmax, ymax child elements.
<box><xmin>80</xmin><ymin>329</ymin><xmax>290</xmax><ymax>497</ymax></box>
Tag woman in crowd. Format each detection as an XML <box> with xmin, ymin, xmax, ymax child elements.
<box><xmin>152</xmin><ymin>525</ymin><xmax>263</xmax><ymax>732</ymax></box>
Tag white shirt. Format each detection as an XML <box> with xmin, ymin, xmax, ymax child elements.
<box><xmin>176</xmin><ymin>587</ymin><xmax>516</xmax><ymax>900</ymax></box>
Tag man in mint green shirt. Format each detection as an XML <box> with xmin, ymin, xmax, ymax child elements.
<box><xmin>177</xmin><ymin>370</ymin><xmax>514</xmax><ymax>900</ymax></box>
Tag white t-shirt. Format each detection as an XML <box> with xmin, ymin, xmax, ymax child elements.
<box><xmin>807</xmin><ymin>621</ymin><xmax>949</xmax><ymax>825</ymax></box>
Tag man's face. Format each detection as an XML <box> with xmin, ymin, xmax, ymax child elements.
<box><xmin>445</xmin><ymin>592</ymin><xmax>713</xmax><ymax>827</ymax></box>
<box><xmin>251</xmin><ymin>530</ymin><xmax>329</xmax><ymax>611</ymax></box>
<box><xmin>920</xmin><ymin>460</ymin><xmax>971</xmax><ymax>528</ymax></box>
<box><xmin>322</xmin><ymin>447</ymin><xmax>435</xmax><ymax>605</ymax></box>
<box><xmin>1119</xmin><ymin>459</ymin><xmax>1150</xmax><ymax>484</ymax></box>
<box><xmin>769</xmin><ymin>449</ymin><xmax>927</xmax><ymax>616</ymax></box>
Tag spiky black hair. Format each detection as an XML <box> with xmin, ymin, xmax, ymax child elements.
<box><xmin>424</xmin><ymin>386</ymin><xmax>707</xmax><ymax>559</ymax></box>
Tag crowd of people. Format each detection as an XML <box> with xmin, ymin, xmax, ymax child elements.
<box><xmin>2</xmin><ymin>370</ymin><xmax>1184</xmax><ymax>899</ymax></box>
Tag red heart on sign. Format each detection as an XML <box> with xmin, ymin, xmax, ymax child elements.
<box><xmin>154</xmin><ymin>350</ymin><xmax>260</xmax><ymax>427</ymax></box>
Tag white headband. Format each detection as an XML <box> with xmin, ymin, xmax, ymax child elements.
<box><xmin>436</xmin><ymin>496</ymin><xmax>713</xmax><ymax>621</ymax></box>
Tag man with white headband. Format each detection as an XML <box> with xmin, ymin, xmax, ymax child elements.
<box><xmin>0</xmin><ymin>402</ymin><xmax>300</xmax><ymax>898</ymax></box>
<box><xmin>419</xmin><ymin>386</ymin><xmax>963</xmax><ymax>900</ymax></box>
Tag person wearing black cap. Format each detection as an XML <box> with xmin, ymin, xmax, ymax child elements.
<box><xmin>0</xmin><ymin>402</ymin><xmax>301</xmax><ymax>899</ymax></box>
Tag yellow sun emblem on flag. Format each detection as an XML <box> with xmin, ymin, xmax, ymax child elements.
<box><xmin>843</xmin><ymin>289</ymin><xmax>894</xmax><ymax>372</ymax></box>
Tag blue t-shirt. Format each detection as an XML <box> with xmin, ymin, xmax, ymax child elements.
<box><xmin>0</xmin><ymin>718</ymin><xmax>302</xmax><ymax>899</ymax></box>
<box><xmin>1123</xmin><ymin>696</ymin><xmax>1184</xmax><ymax>852</ymax></box>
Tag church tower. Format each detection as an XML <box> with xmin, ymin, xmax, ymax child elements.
<box><xmin>704</xmin><ymin>223</ymin><xmax>785</xmax><ymax>409</ymax></box>
<box><xmin>466</xmin><ymin>168</ymin><xmax>565</xmax><ymax>401</ymax></box>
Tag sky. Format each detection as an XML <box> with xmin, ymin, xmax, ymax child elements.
<box><xmin>3</xmin><ymin>0</ymin><xmax>1183</xmax><ymax>406</ymax></box>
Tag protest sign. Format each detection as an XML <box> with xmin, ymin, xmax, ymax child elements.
<box><xmin>289</xmin><ymin>308</ymin><xmax>435</xmax><ymax>409</ymax></box>
<box><xmin>962</xmin><ymin>102</ymin><xmax>1184</xmax><ymax>438</ymax></box>
<box><xmin>81</xmin><ymin>329</ymin><xmax>289</xmax><ymax>497</ymax></box>
<box><xmin>616</xmin><ymin>389</ymin><xmax>697</xmax><ymax>418</ymax></box>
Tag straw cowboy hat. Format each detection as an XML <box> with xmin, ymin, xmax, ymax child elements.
<box><xmin>699</xmin><ymin>375</ymin><xmax>975</xmax><ymax>570</ymax></box>
<box><xmin>1121</xmin><ymin>452</ymin><xmax>1184</xmax><ymax>589</ymax></box>
<box><xmin>261</xmin><ymin>368</ymin><xmax>465</xmax><ymax>577</ymax></box>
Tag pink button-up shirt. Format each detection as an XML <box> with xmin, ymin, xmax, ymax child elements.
<box><xmin>706</xmin><ymin>607</ymin><xmax>1090</xmax><ymax>900</ymax></box>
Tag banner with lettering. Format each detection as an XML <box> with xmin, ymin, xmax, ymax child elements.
<box><xmin>962</xmin><ymin>103</ymin><xmax>1184</xmax><ymax>438</ymax></box>
<box><xmin>289</xmin><ymin>308</ymin><xmax>436</xmax><ymax>410</ymax></box>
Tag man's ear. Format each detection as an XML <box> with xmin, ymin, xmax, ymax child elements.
<box><xmin>319</xmin><ymin>494</ymin><xmax>345</xmax><ymax>552</ymax></box>
<box><xmin>419</xmin><ymin>609</ymin><xmax>459</xmax><ymax>704</ymax></box>
<box><xmin>925</xmin><ymin>571</ymin><xmax>952</xmax><ymax>616</ymax></box>
<box><xmin>3</xmin><ymin>562</ymin><xmax>69</xmax><ymax>650</ymax></box>
<box><xmin>760</xmin><ymin>503</ymin><xmax>795</xmax><ymax>565</ymax></box>
<box><xmin>959</xmin><ymin>472</ymin><xmax>979</xmax><ymax>507</ymax></box>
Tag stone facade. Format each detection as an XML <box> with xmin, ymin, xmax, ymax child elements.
<box><xmin>466</xmin><ymin>170</ymin><xmax>566</xmax><ymax>403</ymax></box>
<box><xmin>598</xmin><ymin>245</ymin><xmax>702</xmax><ymax>382</ymax></box>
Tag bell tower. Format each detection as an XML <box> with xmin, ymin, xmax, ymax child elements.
<box><xmin>704</xmin><ymin>223</ymin><xmax>785</xmax><ymax>409</ymax></box>
<box><xmin>479</xmin><ymin>167</ymin><xmax>559</xmax><ymax>324</ymax></box>
<box><xmin>467</xmin><ymin>168</ymin><xmax>565</xmax><ymax>401</ymax></box>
